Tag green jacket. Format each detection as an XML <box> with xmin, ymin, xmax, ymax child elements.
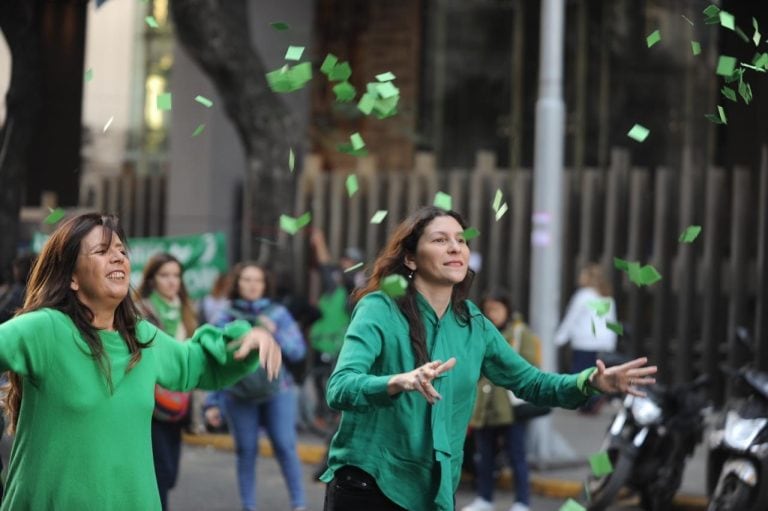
<box><xmin>321</xmin><ymin>291</ymin><xmax>597</xmax><ymax>511</ymax></box>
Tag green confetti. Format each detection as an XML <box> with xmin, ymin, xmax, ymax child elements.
<box><xmin>735</xmin><ymin>27</ymin><xmax>750</xmax><ymax>44</ymax></box>
<box><xmin>716</xmin><ymin>56</ymin><xmax>738</xmax><ymax>77</ymax></box>
<box><xmin>288</xmin><ymin>148</ymin><xmax>295</xmax><ymax>172</ymax></box>
<box><xmin>606</xmin><ymin>321</ymin><xmax>624</xmax><ymax>336</ymax></box>
<box><xmin>679</xmin><ymin>225</ymin><xmax>702</xmax><ymax>243</ymax></box>
<box><xmin>145</xmin><ymin>16</ymin><xmax>159</xmax><ymax>28</ymax></box>
<box><xmin>495</xmin><ymin>203</ymin><xmax>508</xmax><ymax>221</ymax></box>
<box><xmin>266</xmin><ymin>62</ymin><xmax>312</xmax><ymax>93</ymax></box>
<box><xmin>433</xmin><ymin>191</ymin><xmax>452</xmax><ymax>211</ymax></box>
<box><xmin>704</xmin><ymin>113</ymin><xmax>724</xmax><ymax>125</ymax></box>
<box><xmin>703</xmin><ymin>4</ymin><xmax>720</xmax><ymax>18</ymax></box>
<box><xmin>337</xmin><ymin>143</ymin><xmax>368</xmax><ymax>157</ymax></box>
<box><xmin>721</xmin><ymin>86</ymin><xmax>737</xmax><ymax>102</ymax></box>
<box><xmin>346</xmin><ymin>174</ymin><xmax>359</xmax><ymax>197</ymax></box>
<box><xmin>718</xmin><ymin>105</ymin><xmax>727</xmax><ymax>125</ymax></box>
<box><xmin>320</xmin><ymin>54</ymin><xmax>338</xmax><ymax>75</ymax></box>
<box><xmin>627</xmin><ymin>124</ymin><xmax>650</xmax><ymax>143</ymax></box>
<box><xmin>191</xmin><ymin>124</ymin><xmax>205</xmax><ymax>137</ymax></box>
<box><xmin>270</xmin><ymin>21</ymin><xmax>290</xmax><ymax>31</ymax></box>
<box><xmin>43</xmin><ymin>208</ymin><xmax>65</xmax><ymax>225</ymax></box>
<box><xmin>559</xmin><ymin>499</ymin><xmax>587</xmax><ymax>511</ymax></box>
<box><xmin>380</xmin><ymin>274</ymin><xmax>408</xmax><ymax>298</ymax></box>
<box><xmin>463</xmin><ymin>227</ymin><xmax>480</xmax><ymax>241</ymax></box>
<box><xmin>719</xmin><ymin>11</ymin><xmax>735</xmax><ymax>31</ymax></box>
<box><xmin>279</xmin><ymin>212</ymin><xmax>311</xmax><ymax>235</ymax></box>
<box><xmin>754</xmin><ymin>53</ymin><xmax>768</xmax><ymax>70</ymax></box>
<box><xmin>333</xmin><ymin>81</ymin><xmax>356</xmax><ymax>102</ymax></box>
<box><xmin>754</xmin><ymin>18</ymin><xmax>762</xmax><ymax>46</ymax></box>
<box><xmin>194</xmin><ymin>95</ymin><xmax>213</xmax><ymax>108</ymax></box>
<box><xmin>738</xmin><ymin>80</ymin><xmax>752</xmax><ymax>104</ymax></box>
<box><xmin>635</xmin><ymin>264</ymin><xmax>662</xmax><ymax>287</ymax></box>
<box><xmin>375</xmin><ymin>81</ymin><xmax>400</xmax><ymax>99</ymax></box>
<box><xmin>357</xmin><ymin>93</ymin><xmax>376</xmax><ymax>115</ymax></box>
<box><xmin>328</xmin><ymin>62</ymin><xmax>352</xmax><ymax>82</ymax></box>
<box><xmin>84</xmin><ymin>68</ymin><xmax>93</xmax><ymax>82</ymax></box>
<box><xmin>681</xmin><ymin>15</ymin><xmax>694</xmax><ymax>27</ymax></box>
<box><xmin>492</xmin><ymin>189</ymin><xmax>503</xmax><ymax>212</ymax></box>
<box><xmin>376</xmin><ymin>72</ymin><xmax>396</xmax><ymax>82</ymax></box>
<box><xmin>344</xmin><ymin>261</ymin><xmax>364</xmax><ymax>273</ymax></box>
<box><xmin>613</xmin><ymin>257</ymin><xmax>629</xmax><ymax>272</ymax></box>
<box><xmin>646</xmin><ymin>30</ymin><xmax>661</xmax><ymax>48</ymax></box>
<box><xmin>350</xmin><ymin>132</ymin><xmax>365</xmax><ymax>151</ymax></box>
<box><xmin>691</xmin><ymin>41</ymin><xmax>701</xmax><ymax>56</ymax></box>
<box><xmin>285</xmin><ymin>45</ymin><xmax>305</xmax><ymax>61</ymax></box>
<box><xmin>589</xmin><ymin>452</ymin><xmax>614</xmax><ymax>478</ymax></box>
<box><xmin>370</xmin><ymin>210</ymin><xmax>388</xmax><ymax>224</ymax></box>
<box><xmin>156</xmin><ymin>92</ymin><xmax>172</xmax><ymax>111</ymax></box>
<box><xmin>587</xmin><ymin>299</ymin><xmax>612</xmax><ymax>317</ymax></box>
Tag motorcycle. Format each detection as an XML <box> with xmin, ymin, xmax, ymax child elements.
<box><xmin>585</xmin><ymin>374</ymin><xmax>710</xmax><ymax>511</ymax></box>
<box><xmin>707</xmin><ymin>329</ymin><xmax>768</xmax><ymax>511</ymax></box>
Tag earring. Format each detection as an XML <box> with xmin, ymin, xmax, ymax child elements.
<box><xmin>408</xmin><ymin>270</ymin><xmax>415</xmax><ymax>280</ymax></box>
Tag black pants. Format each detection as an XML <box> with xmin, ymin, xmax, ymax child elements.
<box><xmin>324</xmin><ymin>466</ymin><xmax>407</xmax><ymax>511</ymax></box>
<box><xmin>151</xmin><ymin>419</ymin><xmax>183</xmax><ymax>510</ymax></box>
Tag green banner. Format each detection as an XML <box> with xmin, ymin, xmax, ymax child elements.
<box><xmin>33</xmin><ymin>232</ymin><xmax>228</xmax><ymax>300</ymax></box>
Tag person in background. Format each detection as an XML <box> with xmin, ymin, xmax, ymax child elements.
<box><xmin>462</xmin><ymin>291</ymin><xmax>541</xmax><ymax>511</ymax></box>
<box><xmin>555</xmin><ymin>263</ymin><xmax>618</xmax><ymax>414</ymax></box>
<box><xmin>206</xmin><ymin>262</ymin><xmax>307</xmax><ymax>511</ymax></box>
<box><xmin>199</xmin><ymin>271</ymin><xmax>233</xmax><ymax>325</ymax></box>
<box><xmin>137</xmin><ymin>252</ymin><xmax>200</xmax><ymax>510</ymax></box>
<box><xmin>0</xmin><ymin>213</ymin><xmax>281</xmax><ymax>511</ymax></box>
<box><xmin>320</xmin><ymin>206</ymin><xmax>655</xmax><ymax>511</ymax></box>
<box><xmin>0</xmin><ymin>254</ymin><xmax>35</xmax><ymax>324</ymax></box>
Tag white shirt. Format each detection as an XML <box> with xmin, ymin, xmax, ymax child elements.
<box><xmin>554</xmin><ymin>287</ymin><xmax>617</xmax><ymax>352</ymax></box>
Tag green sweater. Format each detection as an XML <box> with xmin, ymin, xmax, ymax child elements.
<box><xmin>0</xmin><ymin>308</ymin><xmax>258</xmax><ymax>511</ymax></box>
<box><xmin>321</xmin><ymin>292</ymin><xmax>597</xmax><ymax>511</ymax></box>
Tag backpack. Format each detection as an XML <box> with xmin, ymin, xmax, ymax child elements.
<box><xmin>309</xmin><ymin>286</ymin><xmax>351</xmax><ymax>356</ymax></box>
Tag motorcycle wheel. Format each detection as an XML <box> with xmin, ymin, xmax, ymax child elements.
<box><xmin>707</xmin><ymin>474</ymin><xmax>752</xmax><ymax>511</ymax></box>
<box><xmin>586</xmin><ymin>453</ymin><xmax>633</xmax><ymax>511</ymax></box>
<box><xmin>640</xmin><ymin>463</ymin><xmax>683</xmax><ymax>511</ymax></box>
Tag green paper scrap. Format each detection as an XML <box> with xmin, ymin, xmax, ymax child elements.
<box><xmin>328</xmin><ymin>62</ymin><xmax>352</xmax><ymax>82</ymax></box>
<box><xmin>583</xmin><ymin>481</ymin><xmax>592</xmax><ymax>503</ymax></box>
<box><xmin>376</xmin><ymin>72</ymin><xmax>396</xmax><ymax>82</ymax></box>
<box><xmin>716</xmin><ymin>56</ymin><xmax>738</xmax><ymax>77</ymax></box>
<box><xmin>724</xmin><ymin>68</ymin><xmax>743</xmax><ymax>84</ymax></box>
<box><xmin>754</xmin><ymin>18</ymin><xmax>762</xmax><ymax>46</ymax></box>
<box><xmin>646</xmin><ymin>30</ymin><xmax>661</xmax><ymax>48</ymax></box>
<box><xmin>375</xmin><ymin>81</ymin><xmax>400</xmax><ymax>99</ymax></box>
<box><xmin>754</xmin><ymin>53</ymin><xmax>768</xmax><ymax>70</ymax></box>
<box><xmin>721</xmin><ymin>86</ymin><xmax>737</xmax><ymax>102</ymax></box>
<box><xmin>559</xmin><ymin>499</ymin><xmax>586</xmax><ymax>511</ymax></box>
<box><xmin>627</xmin><ymin>124</ymin><xmax>650</xmax><ymax>143</ymax></box>
<box><xmin>346</xmin><ymin>174</ymin><xmax>359</xmax><ymax>197</ymax></box>
<box><xmin>191</xmin><ymin>124</ymin><xmax>206</xmax><ymax>137</ymax></box>
<box><xmin>350</xmin><ymin>132</ymin><xmax>365</xmax><ymax>151</ymax></box>
<box><xmin>344</xmin><ymin>261</ymin><xmax>364</xmax><ymax>273</ymax></box>
<box><xmin>333</xmin><ymin>81</ymin><xmax>356</xmax><ymax>102</ymax></box>
<box><xmin>270</xmin><ymin>21</ymin><xmax>290</xmax><ymax>31</ymax></box>
<box><xmin>279</xmin><ymin>212</ymin><xmax>312</xmax><ymax>235</ymax></box>
<box><xmin>682</xmin><ymin>14</ymin><xmax>694</xmax><ymax>27</ymax></box>
<box><xmin>43</xmin><ymin>208</ymin><xmax>65</xmax><ymax>225</ymax></box>
<box><xmin>357</xmin><ymin>93</ymin><xmax>375</xmax><ymax>115</ymax></box>
<box><xmin>492</xmin><ymin>189</ymin><xmax>503</xmax><ymax>212</ymax></box>
<box><xmin>373</xmin><ymin>96</ymin><xmax>399</xmax><ymax>119</ymax></box>
<box><xmin>145</xmin><ymin>16</ymin><xmax>159</xmax><ymax>28</ymax></box>
<box><xmin>433</xmin><ymin>191</ymin><xmax>453</xmax><ymax>211</ymax></box>
<box><xmin>739</xmin><ymin>80</ymin><xmax>753</xmax><ymax>104</ymax></box>
<box><xmin>495</xmin><ymin>203</ymin><xmax>509</xmax><ymax>221</ymax></box>
<box><xmin>679</xmin><ymin>225</ymin><xmax>702</xmax><ymax>243</ymax></box>
<box><xmin>635</xmin><ymin>265</ymin><xmax>662</xmax><ymax>287</ymax></box>
<box><xmin>613</xmin><ymin>257</ymin><xmax>629</xmax><ymax>272</ymax></box>
<box><xmin>703</xmin><ymin>4</ymin><xmax>720</xmax><ymax>19</ymax></box>
<box><xmin>463</xmin><ymin>227</ymin><xmax>480</xmax><ymax>241</ymax></box>
<box><xmin>606</xmin><ymin>321</ymin><xmax>624</xmax><ymax>336</ymax></box>
<box><xmin>704</xmin><ymin>113</ymin><xmax>724</xmax><ymax>125</ymax></box>
<box><xmin>156</xmin><ymin>92</ymin><xmax>172</xmax><ymax>111</ymax></box>
<box><xmin>718</xmin><ymin>105</ymin><xmax>727</xmax><ymax>125</ymax></box>
<box><xmin>194</xmin><ymin>95</ymin><xmax>213</xmax><ymax>108</ymax></box>
<box><xmin>370</xmin><ymin>210</ymin><xmax>388</xmax><ymax>224</ymax></box>
<box><xmin>589</xmin><ymin>452</ymin><xmax>614</xmax><ymax>478</ymax></box>
<box><xmin>691</xmin><ymin>41</ymin><xmax>701</xmax><ymax>56</ymax></box>
<box><xmin>587</xmin><ymin>299</ymin><xmax>612</xmax><ymax>317</ymax></box>
<box><xmin>288</xmin><ymin>148</ymin><xmax>295</xmax><ymax>172</ymax></box>
<box><xmin>380</xmin><ymin>274</ymin><xmax>408</xmax><ymax>299</ymax></box>
<box><xmin>719</xmin><ymin>11</ymin><xmax>735</xmax><ymax>31</ymax></box>
<box><xmin>337</xmin><ymin>143</ymin><xmax>368</xmax><ymax>157</ymax></box>
<box><xmin>735</xmin><ymin>27</ymin><xmax>750</xmax><ymax>44</ymax></box>
<box><xmin>266</xmin><ymin>62</ymin><xmax>312</xmax><ymax>93</ymax></box>
<box><xmin>320</xmin><ymin>54</ymin><xmax>338</xmax><ymax>75</ymax></box>
<box><xmin>84</xmin><ymin>68</ymin><xmax>93</xmax><ymax>83</ymax></box>
<box><xmin>285</xmin><ymin>45</ymin><xmax>305</xmax><ymax>61</ymax></box>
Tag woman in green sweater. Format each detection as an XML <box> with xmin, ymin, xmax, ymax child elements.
<box><xmin>0</xmin><ymin>213</ymin><xmax>282</xmax><ymax>511</ymax></box>
<box><xmin>320</xmin><ymin>206</ymin><xmax>657</xmax><ymax>511</ymax></box>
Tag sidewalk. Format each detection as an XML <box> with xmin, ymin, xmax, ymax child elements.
<box><xmin>184</xmin><ymin>400</ymin><xmax>708</xmax><ymax>510</ymax></box>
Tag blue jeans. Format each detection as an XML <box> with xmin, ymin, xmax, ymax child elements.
<box><xmin>473</xmin><ymin>423</ymin><xmax>530</xmax><ymax>506</ymax></box>
<box><xmin>222</xmin><ymin>387</ymin><xmax>306</xmax><ymax>510</ymax></box>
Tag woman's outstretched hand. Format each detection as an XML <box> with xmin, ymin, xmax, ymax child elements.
<box><xmin>228</xmin><ymin>327</ymin><xmax>283</xmax><ymax>380</ymax></box>
<box><xmin>589</xmin><ymin>356</ymin><xmax>658</xmax><ymax>397</ymax></box>
<box><xmin>387</xmin><ymin>358</ymin><xmax>457</xmax><ymax>404</ymax></box>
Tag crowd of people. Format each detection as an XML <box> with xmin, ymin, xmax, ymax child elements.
<box><xmin>0</xmin><ymin>208</ymin><xmax>655</xmax><ymax>511</ymax></box>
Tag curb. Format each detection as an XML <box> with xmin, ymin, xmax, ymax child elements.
<box><xmin>183</xmin><ymin>434</ymin><xmax>707</xmax><ymax>509</ymax></box>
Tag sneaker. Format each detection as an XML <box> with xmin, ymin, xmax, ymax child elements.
<box><xmin>509</xmin><ymin>503</ymin><xmax>530</xmax><ymax>511</ymax></box>
<box><xmin>461</xmin><ymin>497</ymin><xmax>494</xmax><ymax>511</ymax></box>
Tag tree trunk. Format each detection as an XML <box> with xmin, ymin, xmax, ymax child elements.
<box><xmin>0</xmin><ymin>1</ymin><xmax>43</xmax><ymax>281</ymax></box>
<box><xmin>169</xmin><ymin>0</ymin><xmax>298</xmax><ymax>270</ymax></box>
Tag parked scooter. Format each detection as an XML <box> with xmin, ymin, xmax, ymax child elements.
<box><xmin>585</xmin><ymin>374</ymin><xmax>710</xmax><ymax>511</ymax></box>
<box><xmin>707</xmin><ymin>328</ymin><xmax>768</xmax><ymax>511</ymax></box>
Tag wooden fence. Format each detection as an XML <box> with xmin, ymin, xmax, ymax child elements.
<box><xmin>290</xmin><ymin>148</ymin><xmax>768</xmax><ymax>401</ymax></box>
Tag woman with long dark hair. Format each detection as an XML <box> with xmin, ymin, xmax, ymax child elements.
<box><xmin>320</xmin><ymin>206</ymin><xmax>656</xmax><ymax>511</ymax></box>
<box><xmin>0</xmin><ymin>213</ymin><xmax>281</xmax><ymax>511</ymax></box>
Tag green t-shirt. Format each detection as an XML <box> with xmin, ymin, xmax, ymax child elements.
<box><xmin>0</xmin><ymin>308</ymin><xmax>258</xmax><ymax>511</ymax></box>
<box><xmin>320</xmin><ymin>291</ymin><xmax>597</xmax><ymax>511</ymax></box>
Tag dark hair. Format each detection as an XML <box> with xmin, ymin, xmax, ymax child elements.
<box><xmin>137</xmin><ymin>252</ymin><xmax>198</xmax><ymax>335</ymax></box>
<box><xmin>354</xmin><ymin>206</ymin><xmax>475</xmax><ymax>366</ymax></box>
<box><xmin>7</xmin><ymin>213</ymin><xmax>148</xmax><ymax>433</ymax></box>
<box><xmin>480</xmin><ymin>289</ymin><xmax>513</xmax><ymax>328</ymax></box>
<box><xmin>228</xmin><ymin>262</ymin><xmax>274</xmax><ymax>300</ymax></box>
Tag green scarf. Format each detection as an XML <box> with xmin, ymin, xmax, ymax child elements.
<box><xmin>149</xmin><ymin>291</ymin><xmax>182</xmax><ymax>337</ymax></box>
